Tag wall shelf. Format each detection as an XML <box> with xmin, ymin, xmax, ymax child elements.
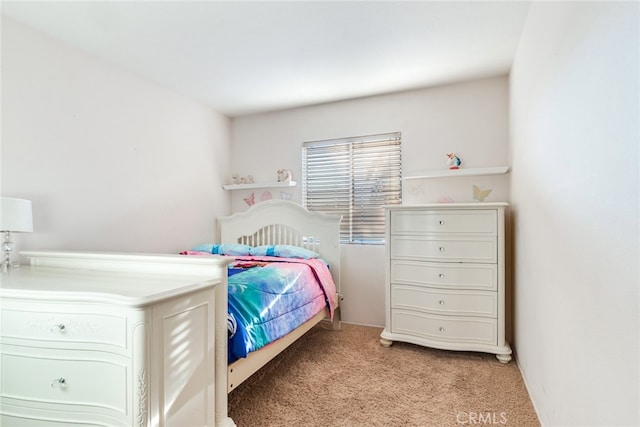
<box><xmin>223</xmin><ymin>181</ymin><xmax>297</xmax><ymax>190</ymax></box>
<box><xmin>403</xmin><ymin>166</ymin><xmax>510</xmax><ymax>180</ymax></box>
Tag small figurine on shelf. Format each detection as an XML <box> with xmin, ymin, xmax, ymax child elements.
<box><xmin>277</xmin><ymin>169</ymin><xmax>292</xmax><ymax>183</ymax></box>
<box><xmin>447</xmin><ymin>153</ymin><xmax>461</xmax><ymax>170</ymax></box>
<box><xmin>231</xmin><ymin>174</ymin><xmax>254</xmax><ymax>184</ymax></box>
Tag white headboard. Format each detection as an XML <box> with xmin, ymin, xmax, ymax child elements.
<box><xmin>218</xmin><ymin>200</ymin><xmax>341</xmax><ymax>292</ymax></box>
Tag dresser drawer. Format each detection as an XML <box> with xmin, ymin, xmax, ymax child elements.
<box><xmin>0</xmin><ymin>414</ymin><xmax>105</xmax><ymax>426</ymax></box>
<box><xmin>392</xmin><ymin>286</ymin><xmax>497</xmax><ymax>318</ymax></box>
<box><xmin>391</xmin><ymin>210</ymin><xmax>497</xmax><ymax>235</ymax></box>
<box><xmin>1</xmin><ymin>309</ymin><xmax>127</xmax><ymax>349</ymax></box>
<box><xmin>391</xmin><ymin>310</ymin><xmax>497</xmax><ymax>345</ymax></box>
<box><xmin>391</xmin><ymin>236</ymin><xmax>497</xmax><ymax>263</ymax></box>
<box><xmin>1</xmin><ymin>353</ymin><xmax>128</xmax><ymax>414</ymax></box>
<box><xmin>391</xmin><ymin>260</ymin><xmax>497</xmax><ymax>290</ymax></box>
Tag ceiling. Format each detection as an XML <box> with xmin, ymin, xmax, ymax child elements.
<box><xmin>1</xmin><ymin>1</ymin><xmax>531</xmax><ymax>117</ymax></box>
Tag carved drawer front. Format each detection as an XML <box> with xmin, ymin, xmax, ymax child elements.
<box><xmin>391</xmin><ymin>286</ymin><xmax>497</xmax><ymax>318</ymax></box>
<box><xmin>0</xmin><ymin>415</ymin><xmax>102</xmax><ymax>426</ymax></box>
<box><xmin>0</xmin><ymin>415</ymin><xmax>104</xmax><ymax>427</ymax></box>
<box><xmin>391</xmin><ymin>210</ymin><xmax>497</xmax><ymax>235</ymax></box>
<box><xmin>1</xmin><ymin>353</ymin><xmax>128</xmax><ymax>414</ymax></box>
<box><xmin>391</xmin><ymin>310</ymin><xmax>497</xmax><ymax>345</ymax></box>
<box><xmin>390</xmin><ymin>236</ymin><xmax>497</xmax><ymax>263</ymax></box>
<box><xmin>391</xmin><ymin>260</ymin><xmax>497</xmax><ymax>290</ymax></box>
<box><xmin>0</xmin><ymin>310</ymin><xmax>127</xmax><ymax>349</ymax></box>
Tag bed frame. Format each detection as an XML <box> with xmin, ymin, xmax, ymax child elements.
<box><xmin>218</xmin><ymin>199</ymin><xmax>342</xmax><ymax>393</ymax></box>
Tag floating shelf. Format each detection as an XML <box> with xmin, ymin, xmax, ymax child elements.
<box><xmin>223</xmin><ymin>181</ymin><xmax>297</xmax><ymax>190</ymax></box>
<box><xmin>403</xmin><ymin>166</ymin><xmax>510</xmax><ymax>180</ymax></box>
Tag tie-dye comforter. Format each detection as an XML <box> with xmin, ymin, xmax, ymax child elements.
<box><xmin>226</xmin><ymin>255</ymin><xmax>337</xmax><ymax>363</ymax></box>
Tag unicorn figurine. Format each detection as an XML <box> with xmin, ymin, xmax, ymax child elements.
<box><xmin>447</xmin><ymin>153</ymin><xmax>461</xmax><ymax>170</ymax></box>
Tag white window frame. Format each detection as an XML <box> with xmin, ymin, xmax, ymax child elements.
<box><xmin>302</xmin><ymin>132</ymin><xmax>402</xmax><ymax>244</ymax></box>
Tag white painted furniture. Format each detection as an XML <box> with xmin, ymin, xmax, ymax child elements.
<box><xmin>0</xmin><ymin>251</ymin><xmax>235</xmax><ymax>427</ymax></box>
<box><xmin>380</xmin><ymin>203</ymin><xmax>512</xmax><ymax>363</ymax></box>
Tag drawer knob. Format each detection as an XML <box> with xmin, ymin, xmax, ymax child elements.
<box><xmin>51</xmin><ymin>323</ymin><xmax>66</xmax><ymax>333</ymax></box>
<box><xmin>438</xmin><ymin>273</ymin><xmax>445</xmax><ymax>279</ymax></box>
<box><xmin>439</xmin><ymin>247</ymin><xmax>445</xmax><ymax>252</ymax></box>
<box><xmin>438</xmin><ymin>220</ymin><xmax>445</xmax><ymax>225</ymax></box>
<box><xmin>439</xmin><ymin>300</ymin><xmax>445</xmax><ymax>305</ymax></box>
<box><xmin>51</xmin><ymin>377</ymin><xmax>67</xmax><ymax>388</ymax></box>
<box><xmin>438</xmin><ymin>327</ymin><xmax>445</xmax><ymax>333</ymax></box>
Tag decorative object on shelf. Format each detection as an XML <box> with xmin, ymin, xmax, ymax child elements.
<box><xmin>280</xmin><ymin>192</ymin><xmax>293</xmax><ymax>200</ymax></box>
<box><xmin>277</xmin><ymin>169</ymin><xmax>292</xmax><ymax>183</ymax></box>
<box><xmin>1</xmin><ymin>197</ymin><xmax>33</xmax><ymax>272</ymax></box>
<box><xmin>243</xmin><ymin>192</ymin><xmax>256</xmax><ymax>207</ymax></box>
<box><xmin>232</xmin><ymin>174</ymin><xmax>254</xmax><ymax>184</ymax></box>
<box><xmin>260</xmin><ymin>191</ymin><xmax>273</xmax><ymax>202</ymax></box>
<box><xmin>472</xmin><ymin>184</ymin><xmax>493</xmax><ymax>202</ymax></box>
<box><xmin>447</xmin><ymin>153</ymin><xmax>461</xmax><ymax>170</ymax></box>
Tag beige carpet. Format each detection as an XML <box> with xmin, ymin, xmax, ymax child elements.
<box><xmin>228</xmin><ymin>323</ymin><xmax>540</xmax><ymax>427</ymax></box>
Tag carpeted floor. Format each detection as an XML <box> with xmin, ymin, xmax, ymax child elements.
<box><xmin>228</xmin><ymin>323</ymin><xmax>539</xmax><ymax>427</ymax></box>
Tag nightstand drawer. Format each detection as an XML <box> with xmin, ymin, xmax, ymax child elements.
<box><xmin>392</xmin><ymin>286</ymin><xmax>497</xmax><ymax>317</ymax></box>
<box><xmin>1</xmin><ymin>353</ymin><xmax>127</xmax><ymax>413</ymax></box>
<box><xmin>391</xmin><ymin>236</ymin><xmax>497</xmax><ymax>263</ymax></box>
<box><xmin>391</xmin><ymin>310</ymin><xmax>497</xmax><ymax>345</ymax></box>
<box><xmin>391</xmin><ymin>210</ymin><xmax>497</xmax><ymax>235</ymax></box>
<box><xmin>1</xmin><ymin>309</ymin><xmax>127</xmax><ymax>349</ymax></box>
<box><xmin>391</xmin><ymin>260</ymin><xmax>497</xmax><ymax>290</ymax></box>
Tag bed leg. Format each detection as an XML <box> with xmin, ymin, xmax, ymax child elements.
<box><xmin>330</xmin><ymin>306</ymin><xmax>342</xmax><ymax>330</ymax></box>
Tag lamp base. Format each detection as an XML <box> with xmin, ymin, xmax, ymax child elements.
<box><xmin>2</xmin><ymin>231</ymin><xmax>20</xmax><ymax>272</ymax></box>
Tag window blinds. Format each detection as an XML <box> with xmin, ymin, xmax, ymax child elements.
<box><xmin>302</xmin><ymin>132</ymin><xmax>402</xmax><ymax>244</ymax></box>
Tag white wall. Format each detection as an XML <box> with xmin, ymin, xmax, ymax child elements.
<box><xmin>510</xmin><ymin>2</ymin><xmax>639</xmax><ymax>426</ymax></box>
<box><xmin>1</xmin><ymin>18</ymin><xmax>231</xmax><ymax>257</ymax></box>
<box><xmin>231</xmin><ymin>76</ymin><xmax>510</xmax><ymax>326</ymax></box>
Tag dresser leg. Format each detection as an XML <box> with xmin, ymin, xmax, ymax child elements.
<box><xmin>379</xmin><ymin>337</ymin><xmax>393</xmax><ymax>348</ymax></box>
<box><xmin>496</xmin><ymin>353</ymin><xmax>512</xmax><ymax>363</ymax></box>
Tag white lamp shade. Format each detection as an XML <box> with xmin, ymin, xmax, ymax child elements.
<box><xmin>0</xmin><ymin>197</ymin><xmax>33</xmax><ymax>232</ymax></box>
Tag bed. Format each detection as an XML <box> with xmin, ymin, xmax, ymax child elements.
<box><xmin>212</xmin><ymin>200</ymin><xmax>342</xmax><ymax>394</ymax></box>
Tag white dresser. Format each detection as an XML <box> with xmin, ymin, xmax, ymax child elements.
<box><xmin>380</xmin><ymin>203</ymin><xmax>512</xmax><ymax>363</ymax></box>
<box><xmin>0</xmin><ymin>251</ymin><xmax>235</xmax><ymax>427</ymax></box>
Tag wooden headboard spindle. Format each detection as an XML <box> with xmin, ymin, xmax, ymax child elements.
<box><xmin>236</xmin><ymin>224</ymin><xmax>321</xmax><ymax>253</ymax></box>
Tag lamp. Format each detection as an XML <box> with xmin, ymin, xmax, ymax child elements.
<box><xmin>0</xmin><ymin>197</ymin><xmax>33</xmax><ymax>271</ymax></box>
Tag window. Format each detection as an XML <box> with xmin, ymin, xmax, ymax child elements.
<box><xmin>302</xmin><ymin>132</ymin><xmax>402</xmax><ymax>244</ymax></box>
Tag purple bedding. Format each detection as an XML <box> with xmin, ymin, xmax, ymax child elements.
<box><xmin>182</xmin><ymin>251</ymin><xmax>337</xmax><ymax>363</ymax></box>
<box><xmin>226</xmin><ymin>256</ymin><xmax>337</xmax><ymax>362</ymax></box>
